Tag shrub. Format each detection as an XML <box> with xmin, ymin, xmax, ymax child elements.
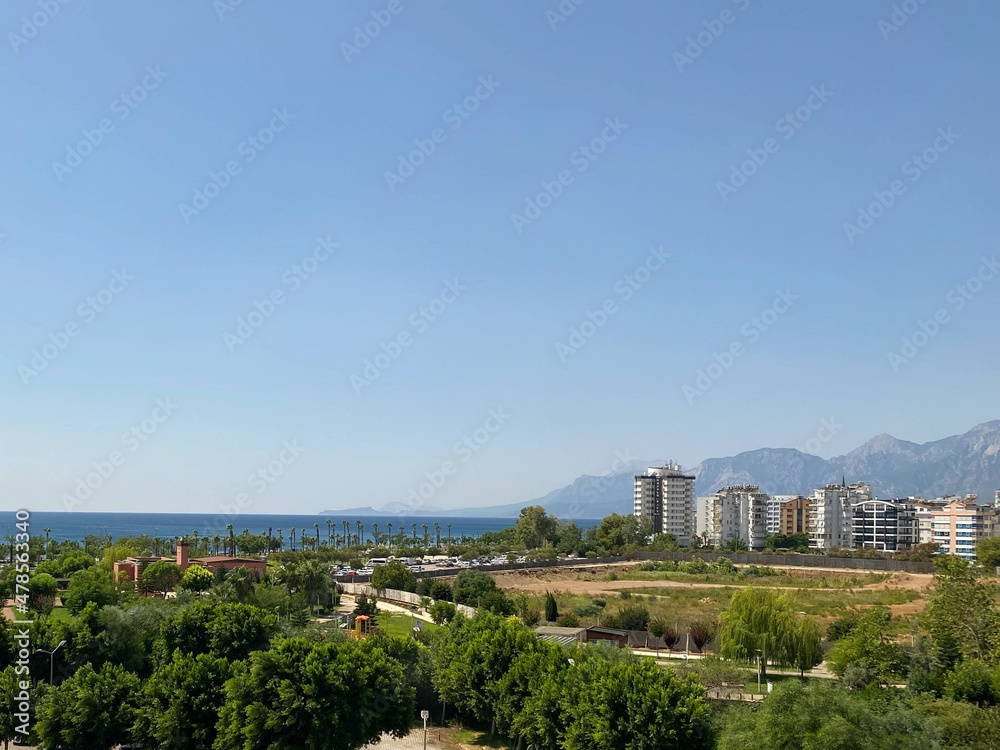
<box><xmin>826</xmin><ymin>613</ymin><xmax>860</xmax><ymax>641</ymax></box>
<box><xmin>428</xmin><ymin>601</ymin><xmax>457</xmax><ymax>625</ymax></box>
<box><xmin>556</xmin><ymin>613</ymin><xmax>581</xmax><ymax>628</ymax></box>
<box><xmin>604</xmin><ymin>603</ymin><xmax>650</xmax><ymax>631</ymax></box>
<box><xmin>574</xmin><ymin>603</ymin><xmax>603</xmax><ymax>619</ymax></box>
<box><xmin>619</xmin><ymin>591</ymin><xmax>632</xmax><ymax>600</ymax></box>
<box><xmin>521</xmin><ymin>609</ymin><xmax>541</xmax><ymax>627</ymax></box>
<box><xmin>689</xmin><ymin>621</ymin><xmax>713</xmax><ymax>650</ymax></box>
<box><xmin>649</xmin><ymin>618</ymin><xmax>665</xmax><ymax>638</ymax></box>
<box><xmin>593</xmin><ymin>598</ymin><xmax>607</xmax><ymax>609</ymax></box>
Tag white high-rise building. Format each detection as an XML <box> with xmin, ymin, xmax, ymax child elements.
<box><xmin>808</xmin><ymin>481</ymin><xmax>872</xmax><ymax>550</ymax></box>
<box><xmin>634</xmin><ymin>461</ymin><xmax>695</xmax><ymax>546</ymax></box>
<box><xmin>697</xmin><ymin>485</ymin><xmax>769</xmax><ymax>550</ymax></box>
<box><xmin>770</xmin><ymin>495</ymin><xmax>800</xmax><ymax>536</ymax></box>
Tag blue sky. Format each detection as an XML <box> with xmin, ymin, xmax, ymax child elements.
<box><xmin>1</xmin><ymin>0</ymin><xmax>998</xmax><ymax>515</ymax></box>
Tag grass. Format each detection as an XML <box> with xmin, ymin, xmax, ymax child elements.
<box><xmin>447</xmin><ymin>728</ymin><xmax>507</xmax><ymax>748</ymax></box>
<box><xmin>509</xmin><ymin>583</ymin><xmax>924</xmax><ymax>634</ymax></box>
<box><xmin>618</xmin><ymin>570</ymin><xmax>892</xmax><ymax>589</ymax></box>
<box><xmin>377</xmin><ymin>612</ymin><xmax>439</xmax><ymax>637</ymax></box>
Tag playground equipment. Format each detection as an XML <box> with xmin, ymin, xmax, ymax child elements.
<box><xmin>348</xmin><ymin>615</ymin><xmax>380</xmax><ymax>640</ymax></box>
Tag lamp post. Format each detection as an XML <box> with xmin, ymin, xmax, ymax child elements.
<box><xmin>35</xmin><ymin>640</ymin><xmax>67</xmax><ymax>685</ymax></box>
<box><xmin>755</xmin><ymin>648</ymin><xmax>763</xmax><ymax>693</ymax></box>
<box><xmin>421</xmin><ymin>710</ymin><xmax>429</xmax><ymax>750</ymax></box>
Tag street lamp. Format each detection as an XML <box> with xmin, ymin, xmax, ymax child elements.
<box><xmin>35</xmin><ymin>640</ymin><xmax>67</xmax><ymax>685</ymax></box>
<box><xmin>420</xmin><ymin>710</ymin><xmax>429</xmax><ymax>750</ymax></box>
<box><xmin>755</xmin><ymin>648</ymin><xmax>763</xmax><ymax>693</ymax></box>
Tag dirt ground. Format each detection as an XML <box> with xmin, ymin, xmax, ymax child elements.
<box><xmin>490</xmin><ymin>562</ymin><xmax>936</xmax><ymax>621</ymax></box>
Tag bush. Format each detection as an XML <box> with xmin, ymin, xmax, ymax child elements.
<box><xmin>944</xmin><ymin>660</ymin><xmax>1000</xmax><ymax>707</ymax></box>
<box><xmin>428</xmin><ymin>600</ymin><xmax>457</xmax><ymax>625</ymax></box>
<box><xmin>556</xmin><ymin>613</ymin><xmax>580</xmax><ymax>628</ymax></box>
<box><xmin>593</xmin><ymin>598</ymin><xmax>607</xmax><ymax>609</ymax></box>
<box><xmin>681</xmin><ymin>558</ymin><xmax>709</xmax><ymax>575</ymax></box>
<box><xmin>619</xmin><ymin>591</ymin><xmax>632</xmax><ymax>600</ymax></box>
<box><xmin>827</xmin><ymin>613</ymin><xmax>860</xmax><ymax>642</ymax></box>
<box><xmin>371</xmin><ymin>561</ymin><xmax>416</xmax><ymax>592</ymax></box>
<box><xmin>429</xmin><ymin>580</ymin><xmax>452</xmax><ymax>602</ymax></box>
<box><xmin>521</xmin><ymin>608</ymin><xmax>541</xmax><ymax>627</ymax></box>
<box><xmin>604</xmin><ymin>603</ymin><xmax>650</xmax><ymax>631</ymax></box>
<box><xmin>573</xmin><ymin>603</ymin><xmax>603</xmax><ymax>619</ymax></box>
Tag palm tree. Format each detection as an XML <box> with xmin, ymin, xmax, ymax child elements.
<box><xmin>447</xmin><ymin>524</ymin><xmax>452</xmax><ymax>545</ymax></box>
<box><xmin>373</xmin><ymin>523</ymin><xmax>378</xmax><ymax>547</ymax></box>
<box><xmin>412</xmin><ymin>523</ymin><xmax>417</xmax><ymax>541</ymax></box>
<box><xmin>435</xmin><ymin>522</ymin><xmax>441</xmax><ymax>547</ymax></box>
<box><xmin>357</xmin><ymin>521</ymin><xmax>363</xmax><ymax>546</ymax></box>
<box><xmin>290</xmin><ymin>528</ymin><xmax>296</xmax><ymax>551</ymax></box>
<box><xmin>301</xmin><ymin>530</ymin><xmax>307</xmax><ymax>551</ymax></box>
<box><xmin>226</xmin><ymin>525</ymin><xmax>234</xmax><ymax>557</ymax></box>
<box><xmin>387</xmin><ymin>523</ymin><xmax>393</xmax><ymax>550</ymax></box>
<box><xmin>422</xmin><ymin>524</ymin><xmax>429</xmax><ymax>546</ymax></box>
<box><xmin>326</xmin><ymin>519</ymin><xmax>333</xmax><ymax>545</ymax></box>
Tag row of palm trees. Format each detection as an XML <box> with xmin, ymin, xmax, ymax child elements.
<box><xmin>181</xmin><ymin>520</ymin><xmax>459</xmax><ymax>558</ymax></box>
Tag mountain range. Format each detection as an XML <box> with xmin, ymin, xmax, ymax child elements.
<box><xmin>321</xmin><ymin>420</ymin><xmax>1000</xmax><ymax>519</ymax></box>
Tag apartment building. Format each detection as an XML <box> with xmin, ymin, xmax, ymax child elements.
<box><xmin>778</xmin><ymin>495</ymin><xmax>810</xmax><ymax>535</ymax></box>
<box><xmin>765</xmin><ymin>495</ymin><xmax>790</xmax><ymax>536</ymax></box>
<box><xmin>808</xmin><ymin>481</ymin><xmax>872</xmax><ymax>550</ymax></box>
<box><xmin>634</xmin><ymin>461</ymin><xmax>695</xmax><ymax>546</ymax></box>
<box><xmin>851</xmin><ymin>499</ymin><xmax>920</xmax><ymax>553</ymax></box>
<box><xmin>929</xmin><ymin>499</ymin><xmax>998</xmax><ymax>560</ymax></box>
<box><xmin>696</xmin><ymin>485</ymin><xmax>769</xmax><ymax>550</ymax></box>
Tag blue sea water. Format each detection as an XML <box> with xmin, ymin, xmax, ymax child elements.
<box><xmin>4</xmin><ymin>511</ymin><xmax>600</xmax><ymax>544</ymax></box>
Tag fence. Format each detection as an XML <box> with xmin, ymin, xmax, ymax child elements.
<box><xmin>333</xmin><ymin>550</ymin><xmax>932</xmax><ymax>584</ymax></box>
<box><xmin>338</xmin><ymin>582</ymin><xmax>476</xmax><ymax>617</ymax></box>
<box><xmin>632</xmin><ymin>550</ymin><xmax>935</xmax><ymax>573</ymax></box>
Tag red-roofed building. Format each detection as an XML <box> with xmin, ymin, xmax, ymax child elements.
<box><xmin>114</xmin><ymin>538</ymin><xmax>267</xmax><ymax>582</ymax></box>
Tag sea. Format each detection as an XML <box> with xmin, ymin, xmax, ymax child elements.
<box><xmin>6</xmin><ymin>511</ymin><xmax>600</xmax><ymax>544</ymax></box>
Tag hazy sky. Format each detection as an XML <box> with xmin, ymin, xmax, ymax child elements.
<box><xmin>1</xmin><ymin>0</ymin><xmax>997</xmax><ymax>515</ymax></box>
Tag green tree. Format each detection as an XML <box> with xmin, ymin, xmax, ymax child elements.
<box><xmin>514</xmin><ymin>506</ymin><xmax>559</xmax><ymax>549</ymax></box>
<box><xmin>28</xmin><ymin>573</ymin><xmax>58</xmax><ymax>615</ymax></box>
<box><xmin>0</xmin><ymin>666</ymin><xmax>26</xmax><ymax>749</ymax></box>
<box><xmin>214</xmin><ymin>638</ymin><xmax>414</xmax><ymax>750</ymax></box>
<box><xmin>134</xmin><ymin>650</ymin><xmax>235</xmax><ymax>749</ymax></box>
<box><xmin>429</xmin><ymin>600</ymin><xmax>457</xmax><ymax>625</ymax></box>
<box><xmin>432</xmin><ymin>612</ymin><xmax>538</xmax><ymax>726</ymax></box>
<box><xmin>36</xmin><ymin>662</ymin><xmax>141</xmax><ymax>750</ymax></box>
<box><xmin>429</xmin><ymin>580</ymin><xmax>452</xmax><ymax>601</ymax></box>
<box><xmin>651</xmin><ymin>533</ymin><xmax>680</xmax><ymax>551</ymax></box>
<box><xmin>827</xmin><ymin>606</ymin><xmax>907</xmax><ymax>685</ymax></box>
<box><xmin>717</xmin><ymin>588</ymin><xmax>820</xmax><ymax>678</ymax></box>
<box><xmin>944</xmin><ymin>660</ymin><xmax>1000</xmax><ymax>707</ymax></box>
<box><xmin>452</xmin><ymin>569</ymin><xmax>500</xmax><ymax>606</ymax></box>
<box><xmin>976</xmin><ymin>536</ymin><xmax>1000</xmax><ymax>571</ymax></box>
<box><xmin>588</xmin><ymin>513</ymin><xmax>652</xmax><ymax>552</ymax></box>
<box><xmin>179</xmin><ymin>563</ymin><xmax>214</xmax><ymax>592</ymax></box>
<box><xmin>560</xmin><ymin>657</ymin><xmax>710</xmax><ymax>750</ymax></box>
<box><xmin>141</xmin><ymin>561</ymin><xmax>182</xmax><ymax>596</ymax></box>
<box><xmin>924</xmin><ymin>556</ymin><xmax>1000</xmax><ymax>666</ymax></box>
<box><xmin>371</xmin><ymin>561</ymin><xmax>417</xmax><ymax>592</ymax></box>
<box><xmin>717</xmin><ymin>680</ymin><xmax>940</xmax><ymax>750</ymax></box>
<box><xmin>158</xmin><ymin>601</ymin><xmax>278</xmax><ymax>662</ymax></box>
<box><xmin>544</xmin><ymin>591</ymin><xmax>559</xmax><ymax>622</ymax></box>
<box><xmin>63</xmin><ymin>567</ymin><xmax>119</xmax><ymax>614</ymax></box>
